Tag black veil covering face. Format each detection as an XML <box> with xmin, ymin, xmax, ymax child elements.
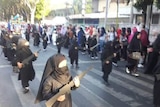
<box><xmin>35</xmin><ymin>53</ymin><xmax>71</xmax><ymax>103</ymax></box>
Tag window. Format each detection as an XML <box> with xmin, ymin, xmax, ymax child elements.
<box><xmin>136</xmin><ymin>15</ymin><xmax>143</xmax><ymax>24</ymax></box>
<box><xmin>152</xmin><ymin>14</ymin><xmax>159</xmax><ymax>24</ymax></box>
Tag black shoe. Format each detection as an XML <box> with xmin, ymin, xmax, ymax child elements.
<box><xmin>105</xmin><ymin>82</ymin><xmax>110</xmax><ymax>86</ymax></box>
<box><xmin>23</xmin><ymin>88</ymin><xmax>29</xmax><ymax>94</ymax></box>
<box><xmin>76</xmin><ymin>65</ymin><xmax>79</xmax><ymax>69</ymax></box>
<box><xmin>70</xmin><ymin>64</ymin><xmax>74</xmax><ymax>69</ymax></box>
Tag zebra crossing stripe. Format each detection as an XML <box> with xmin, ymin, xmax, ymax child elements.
<box><xmin>77</xmin><ymin>70</ymin><xmax>142</xmax><ymax>107</ymax></box>
<box><xmin>77</xmin><ymin>83</ymin><xmax>113</xmax><ymax>107</ymax></box>
<box><xmin>112</xmin><ymin>69</ymin><xmax>153</xmax><ymax>90</ymax></box>
<box><xmin>11</xmin><ymin>73</ymin><xmax>42</xmax><ymax>107</ymax></box>
<box><xmin>0</xmin><ymin>64</ymin><xmax>10</xmax><ymax>68</ymax></box>
<box><xmin>92</xmin><ymin>68</ymin><xmax>153</xmax><ymax>99</ymax></box>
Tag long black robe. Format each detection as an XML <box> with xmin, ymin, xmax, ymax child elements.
<box><xmin>126</xmin><ymin>32</ymin><xmax>142</xmax><ymax>72</ymax></box>
<box><xmin>68</xmin><ymin>37</ymin><xmax>79</xmax><ymax>65</ymax></box>
<box><xmin>152</xmin><ymin>61</ymin><xmax>160</xmax><ymax>106</ymax></box>
<box><xmin>16</xmin><ymin>46</ymin><xmax>36</xmax><ymax>88</ymax></box>
<box><xmin>101</xmin><ymin>41</ymin><xmax>114</xmax><ymax>82</ymax></box>
<box><xmin>144</xmin><ymin>34</ymin><xmax>160</xmax><ymax>74</ymax></box>
<box><xmin>35</xmin><ymin>54</ymin><xmax>73</xmax><ymax>107</ymax></box>
<box><xmin>148</xmin><ymin>34</ymin><xmax>160</xmax><ymax>106</ymax></box>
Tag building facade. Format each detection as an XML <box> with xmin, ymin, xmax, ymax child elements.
<box><xmin>49</xmin><ymin>0</ymin><xmax>160</xmax><ymax>31</ymax></box>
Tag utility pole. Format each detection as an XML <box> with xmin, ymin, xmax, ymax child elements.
<box><xmin>116</xmin><ymin>0</ymin><xmax>119</xmax><ymax>29</ymax></box>
<box><xmin>104</xmin><ymin>0</ymin><xmax>109</xmax><ymax>28</ymax></box>
<box><xmin>130</xmin><ymin>0</ymin><xmax>133</xmax><ymax>24</ymax></box>
<box><xmin>82</xmin><ymin>0</ymin><xmax>86</xmax><ymax>25</ymax></box>
<box><xmin>146</xmin><ymin>0</ymin><xmax>153</xmax><ymax>35</ymax></box>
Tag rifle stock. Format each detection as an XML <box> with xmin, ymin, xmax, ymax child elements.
<box><xmin>45</xmin><ymin>66</ymin><xmax>93</xmax><ymax>107</ymax></box>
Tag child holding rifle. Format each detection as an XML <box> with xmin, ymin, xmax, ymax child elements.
<box><xmin>16</xmin><ymin>38</ymin><xmax>38</xmax><ymax>93</ymax></box>
<box><xmin>101</xmin><ymin>41</ymin><xmax>116</xmax><ymax>85</ymax></box>
<box><xmin>35</xmin><ymin>53</ymin><xmax>80</xmax><ymax>107</ymax></box>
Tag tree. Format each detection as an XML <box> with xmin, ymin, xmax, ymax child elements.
<box><xmin>156</xmin><ymin>0</ymin><xmax>160</xmax><ymax>9</ymax></box>
<box><xmin>72</xmin><ymin>0</ymin><xmax>92</xmax><ymax>14</ymax></box>
<box><xmin>35</xmin><ymin>0</ymin><xmax>51</xmax><ymax>21</ymax></box>
<box><xmin>73</xmin><ymin>0</ymin><xmax>82</xmax><ymax>14</ymax></box>
<box><xmin>85</xmin><ymin>0</ymin><xmax>92</xmax><ymax>13</ymax></box>
<box><xmin>23</xmin><ymin>0</ymin><xmax>40</xmax><ymax>24</ymax></box>
<box><xmin>127</xmin><ymin>0</ymin><xmax>154</xmax><ymax>25</ymax></box>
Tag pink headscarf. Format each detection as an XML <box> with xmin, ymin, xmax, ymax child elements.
<box><xmin>128</xmin><ymin>27</ymin><xmax>137</xmax><ymax>43</ymax></box>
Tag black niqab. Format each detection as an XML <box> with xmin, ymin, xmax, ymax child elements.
<box><xmin>35</xmin><ymin>54</ymin><xmax>71</xmax><ymax>104</ymax></box>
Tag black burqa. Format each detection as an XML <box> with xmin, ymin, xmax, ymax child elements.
<box><xmin>35</xmin><ymin>54</ymin><xmax>72</xmax><ymax>106</ymax></box>
<box><xmin>151</xmin><ymin>34</ymin><xmax>160</xmax><ymax>106</ymax></box>
<box><xmin>152</xmin><ymin>61</ymin><xmax>160</xmax><ymax>106</ymax></box>
<box><xmin>101</xmin><ymin>41</ymin><xmax>114</xmax><ymax>82</ymax></box>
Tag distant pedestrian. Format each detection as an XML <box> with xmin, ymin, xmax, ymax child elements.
<box><xmin>42</xmin><ymin>29</ymin><xmax>48</xmax><ymax>51</ymax></box>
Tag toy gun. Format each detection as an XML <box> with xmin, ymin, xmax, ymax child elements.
<box><xmin>90</xmin><ymin>43</ymin><xmax>99</xmax><ymax>51</ymax></box>
<box><xmin>22</xmin><ymin>49</ymin><xmax>41</xmax><ymax>67</ymax></box>
<box><xmin>45</xmin><ymin>66</ymin><xmax>93</xmax><ymax>107</ymax></box>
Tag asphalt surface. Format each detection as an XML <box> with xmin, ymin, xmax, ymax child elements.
<box><xmin>0</xmin><ymin>38</ymin><xmax>155</xmax><ymax>107</ymax></box>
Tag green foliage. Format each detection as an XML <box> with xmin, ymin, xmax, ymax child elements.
<box><xmin>35</xmin><ymin>0</ymin><xmax>51</xmax><ymax>21</ymax></box>
<box><xmin>156</xmin><ymin>0</ymin><xmax>160</xmax><ymax>9</ymax></box>
<box><xmin>86</xmin><ymin>0</ymin><xmax>92</xmax><ymax>13</ymax></box>
<box><xmin>73</xmin><ymin>0</ymin><xmax>92</xmax><ymax>14</ymax></box>
<box><xmin>73</xmin><ymin>0</ymin><xmax>82</xmax><ymax>14</ymax></box>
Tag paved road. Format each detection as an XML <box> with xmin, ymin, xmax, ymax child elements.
<box><xmin>0</xmin><ymin>39</ymin><xmax>154</xmax><ymax>107</ymax></box>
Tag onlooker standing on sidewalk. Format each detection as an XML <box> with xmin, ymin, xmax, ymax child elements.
<box><xmin>99</xmin><ymin>27</ymin><xmax>107</xmax><ymax>53</ymax></box>
<box><xmin>125</xmin><ymin>32</ymin><xmax>142</xmax><ymax>77</ymax></box>
<box><xmin>138</xmin><ymin>25</ymin><xmax>149</xmax><ymax>68</ymax></box>
<box><xmin>77</xmin><ymin>27</ymin><xmax>86</xmax><ymax>54</ymax></box>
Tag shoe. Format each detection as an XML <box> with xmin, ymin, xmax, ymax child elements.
<box><xmin>131</xmin><ymin>72</ymin><xmax>139</xmax><ymax>77</ymax></box>
<box><xmin>125</xmin><ymin>67</ymin><xmax>130</xmax><ymax>74</ymax></box>
<box><xmin>99</xmin><ymin>51</ymin><xmax>102</xmax><ymax>53</ymax></box>
<box><xmin>137</xmin><ymin>64</ymin><xmax>144</xmax><ymax>68</ymax></box>
<box><xmin>71</xmin><ymin>65</ymin><xmax>74</xmax><ymax>69</ymax></box>
<box><xmin>91</xmin><ymin>57</ymin><xmax>94</xmax><ymax>59</ymax></box>
<box><xmin>23</xmin><ymin>87</ymin><xmax>29</xmax><ymax>94</ymax></box>
<box><xmin>95</xmin><ymin>57</ymin><xmax>98</xmax><ymax>59</ymax></box>
<box><xmin>76</xmin><ymin>65</ymin><xmax>79</xmax><ymax>69</ymax></box>
<box><xmin>43</xmin><ymin>49</ymin><xmax>47</xmax><ymax>52</ymax></box>
<box><xmin>105</xmin><ymin>81</ymin><xmax>110</xmax><ymax>86</ymax></box>
<box><xmin>81</xmin><ymin>52</ymin><xmax>86</xmax><ymax>55</ymax></box>
<box><xmin>112</xmin><ymin>62</ymin><xmax>118</xmax><ymax>67</ymax></box>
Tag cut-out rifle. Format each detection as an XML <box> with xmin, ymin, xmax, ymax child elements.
<box><xmin>45</xmin><ymin>66</ymin><xmax>93</xmax><ymax>107</ymax></box>
<box><xmin>21</xmin><ymin>49</ymin><xmax>41</xmax><ymax>67</ymax></box>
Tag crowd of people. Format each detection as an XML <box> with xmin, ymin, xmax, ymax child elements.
<box><xmin>1</xmin><ymin>22</ymin><xmax>160</xmax><ymax>107</ymax></box>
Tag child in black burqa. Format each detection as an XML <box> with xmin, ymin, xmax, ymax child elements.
<box><xmin>56</xmin><ymin>34</ymin><xmax>64</xmax><ymax>53</ymax></box>
<box><xmin>34</xmin><ymin>53</ymin><xmax>80</xmax><ymax>107</ymax></box>
<box><xmin>101</xmin><ymin>41</ymin><xmax>116</xmax><ymax>85</ymax></box>
<box><xmin>68</xmin><ymin>35</ymin><xmax>79</xmax><ymax>69</ymax></box>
